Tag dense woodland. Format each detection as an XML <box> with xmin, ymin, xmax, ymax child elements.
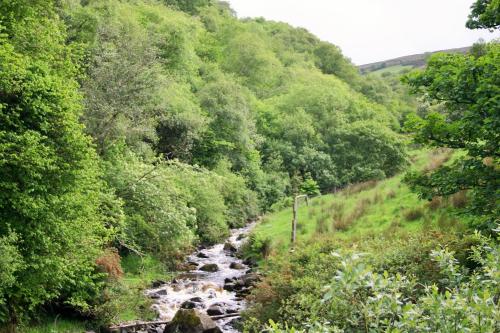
<box><xmin>0</xmin><ymin>0</ymin><xmax>498</xmax><ymax>332</ymax></box>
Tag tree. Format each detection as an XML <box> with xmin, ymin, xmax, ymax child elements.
<box><xmin>193</xmin><ymin>74</ymin><xmax>258</xmax><ymax>171</ymax></box>
<box><xmin>0</xmin><ymin>2</ymin><xmax>108</xmax><ymax>325</ymax></box>
<box><xmin>466</xmin><ymin>0</ymin><xmax>500</xmax><ymax>30</ymax></box>
<box><xmin>81</xmin><ymin>11</ymin><xmax>163</xmax><ymax>154</ymax></box>
<box><xmin>403</xmin><ymin>43</ymin><xmax>500</xmax><ymax>228</ymax></box>
<box><xmin>164</xmin><ymin>0</ymin><xmax>213</xmax><ymax>15</ymax></box>
<box><xmin>313</xmin><ymin>41</ymin><xmax>361</xmax><ymax>89</ymax></box>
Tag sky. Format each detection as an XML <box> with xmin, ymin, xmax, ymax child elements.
<box><xmin>225</xmin><ymin>0</ymin><xmax>499</xmax><ymax>65</ymax></box>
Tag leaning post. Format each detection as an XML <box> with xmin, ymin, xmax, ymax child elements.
<box><xmin>291</xmin><ymin>194</ymin><xmax>308</xmax><ymax>246</ymax></box>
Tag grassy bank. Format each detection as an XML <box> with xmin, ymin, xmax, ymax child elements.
<box><xmin>250</xmin><ymin>149</ymin><xmax>471</xmax><ymax>254</ymax></box>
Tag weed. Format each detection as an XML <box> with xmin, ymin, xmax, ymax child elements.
<box><xmin>386</xmin><ymin>190</ymin><xmax>396</xmax><ymax>199</ymax></box>
<box><xmin>315</xmin><ymin>215</ymin><xmax>329</xmax><ymax>234</ymax></box>
<box><xmin>426</xmin><ymin>196</ymin><xmax>443</xmax><ymax>210</ymax></box>
<box><xmin>343</xmin><ymin>180</ymin><xmax>378</xmax><ymax>196</ymax></box>
<box><xmin>451</xmin><ymin>191</ymin><xmax>468</xmax><ymax>209</ymax></box>
<box><xmin>404</xmin><ymin>207</ymin><xmax>425</xmax><ymax>221</ymax></box>
<box><xmin>308</xmin><ymin>208</ymin><xmax>317</xmax><ymax>219</ymax></box>
<box><xmin>332</xmin><ymin>218</ymin><xmax>350</xmax><ymax>231</ymax></box>
<box><xmin>423</xmin><ymin>149</ymin><xmax>452</xmax><ymax>172</ymax></box>
<box><xmin>372</xmin><ymin>191</ymin><xmax>384</xmax><ymax>204</ymax></box>
<box><xmin>96</xmin><ymin>248</ymin><xmax>123</xmax><ymax>280</ymax></box>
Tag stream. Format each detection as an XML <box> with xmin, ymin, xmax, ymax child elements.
<box><xmin>145</xmin><ymin>223</ymin><xmax>256</xmax><ymax>333</ymax></box>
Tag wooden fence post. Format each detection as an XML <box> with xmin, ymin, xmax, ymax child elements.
<box><xmin>291</xmin><ymin>194</ymin><xmax>308</xmax><ymax>246</ymax></box>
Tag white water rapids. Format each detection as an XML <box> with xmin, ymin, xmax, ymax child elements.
<box><xmin>145</xmin><ymin>223</ymin><xmax>255</xmax><ymax>333</ymax></box>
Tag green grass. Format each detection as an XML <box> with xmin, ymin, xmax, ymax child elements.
<box><xmin>253</xmin><ymin>149</ymin><xmax>471</xmax><ymax>253</ymax></box>
<box><xmin>24</xmin><ymin>318</ymin><xmax>87</xmax><ymax>333</ymax></box>
<box><xmin>113</xmin><ymin>254</ymin><xmax>173</xmax><ymax>322</ymax></box>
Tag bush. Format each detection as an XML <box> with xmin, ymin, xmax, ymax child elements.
<box><xmin>259</xmin><ymin>231</ymin><xmax>500</xmax><ymax>333</ymax></box>
<box><xmin>95</xmin><ymin>248</ymin><xmax>124</xmax><ymax>281</ymax></box>
<box><xmin>451</xmin><ymin>190</ymin><xmax>468</xmax><ymax>209</ymax></box>
<box><xmin>240</xmin><ymin>234</ymin><xmax>273</xmax><ymax>261</ymax></box>
<box><xmin>426</xmin><ymin>196</ymin><xmax>443</xmax><ymax>210</ymax></box>
<box><xmin>300</xmin><ymin>178</ymin><xmax>321</xmax><ymax>196</ymax></box>
<box><xmin>343</xmin><ymin>180</ymin><xmax>378</xmax><ymax>196</ymax></box>
<box><xmin>386</xmin><ymin>190</ymin><xmax>397</xmax><ymax>199</ymax></box>
<box><xmin>403</xmin><ymin>206</ymin><xmax>425</xmax><ymax>221</ymax></box>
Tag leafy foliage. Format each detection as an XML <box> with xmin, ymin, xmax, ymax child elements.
<box><xmin>403</xmin><ymin>43</ymin><xmax>500</xmax><ymax>228</ymax></box>
<box><xmin>251</xmin><ymin>232</ymin><xmax>500</xmax><ymax>333</ymax></box>
<box><xmin>466</xmin><ymin>0</ymin><xmax>500</xmax><ymax>30</ymax></box>
<box><xmin>0</xmin><ymin>1</ymin><xmax>109</xmax><ymax>324</ymax></box>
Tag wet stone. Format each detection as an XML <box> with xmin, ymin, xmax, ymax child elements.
<box><xmin>163</xmin><ymin>309</ymin><xmax>222</xmax><ymax>333</ymax></box>
<box><xmin>197</xmin><ymin>252</ymin><xmax>209</xmax><ymax>258</ymax></box>
<box><xmin>181</xmin><ymin>301</ymin><xmax>197</xmax><ymax>309</ymax></box>
<box><xmin>229</xmin><ymin>262</ymin><xmax>245</xmax><ymax>270</ymax></box>
<box><xmin>200</xmin><ymin>264</ymin><xmax>219</xmax><ymax>272</ymax></box>
<box><xmin>206</xmin><ymin>304</ymin><xmax>225</xmax><ymax>316</ymax></box>
<box><xmin>151</xmin><ymin>280</ymin><xmax>166</xmax><ymax>288</ymax></box>
<box><xmin>190</xmin><ymin>297</ymin><xmax>203</xmax><ymax>303</ymax></box>
<box><xmin>223</xmin><ymin>242</ymin><xmax>237</xmax><ymax>252</ymax></box>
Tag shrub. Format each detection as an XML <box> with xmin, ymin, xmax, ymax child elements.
<box><xmin>300</xmin><ymin>178</ymin><xmax>321</xmax><ymax>196</ymax></box>
<box><xmin>260</xmin><ymin>232</ymin><xmax>500</xmax><ymax>333</ymax></box>
<box><xmin>451</xmin><ymin>190</ymin><xmax>468</xmax><ymax>208</ymax></box>
<box><xmin>426</xmin><ymin>196</ymin><xmax>443</xmax><ymax>210</ymax></box>
<box><xmin>96</xmin><ymin>248</ymin><xmax>124</xmax><ymax>280</ymax></box>
<box><xmin>404</xmin><ymin>207</ymin><xmax>425</xmax><ymax>221</ymax></box>
<box><xmin>315</xmin><ymin>216</ymin><xmax>329</xmax><ymax>234</ymax></box>
<box><xmin>240</xmin><ymin>233</ymin><xmax>272</xmax><ymax>260</ymax></box>
<box><xmin>343</xmin><ymin>180</ymin><xmax>378</xmax><ymax>196</ymax></box>
<box><xmin>386</xmin><ymin>190</ymin><xmax>397</xmax><ymax>199</ymax></box>
<box><xmin>423</xmin><ymin>149</ymin><xmax>453</xmax><ymax>172</ymax></box>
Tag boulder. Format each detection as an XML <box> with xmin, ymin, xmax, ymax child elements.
<box><xmin>223</xmin><ymin>242</ymin><xmax>237</xmax><ymax>252</ymax></box>
<box><xmin>197</xmin><ymin>252</ymin><xmax>209</xmax><ymax>259</ymax></box>
<box><xmin>243</xmin><ymin>258</ymin><xmax>257</xmax><ymax>267</ymax></box>
<box><xmin>190</xmin><ymin>297</ymin><xmax>204</xmax><ymax>303</ymax></box>
<box><xmin>180</xmin><ymin>301</ymin><xmax>197</xmax><ymax>309</ymax></box>
<box><xmin>206</xmin><ymin>304</ymin><xmax>224</xmax><ymax>316</ymax></box>
<box><xmin>163</xmin><ymin>309</ymin><xmax>222</xmax><ymax>333</ymax></box>
<box><xmin>229</xmin><ymin>262</ymin><xmax>245</xmax><ymax>270</ymax></box>
<box><xmin>242</xmin><ymin>273</ymin><xmax>260</xmax><ymax>287</ymax></box>
<box><xmin>223</xmin><ymin>283</ymin><xmax>235</xmax><ymax>292</ymax></box>
<box><xmin>200</xmin><ymin>264</ymin><xmax>219</xmax><ymax>272</ymax></box>
<box><xmin>151</xmin><ymin>280</ymin><xmax>166</xmax><ymax>288</ymax></box>
<box><xmin>149</xmin><ymin>289</ymin><xmax>167</xmax><ymax>299</ymax></box>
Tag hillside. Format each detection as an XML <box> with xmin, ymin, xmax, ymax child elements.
<box><xmin>358</xmin><ymin>46</ymin><xmax>471</xmax><ymax>73</ymax></box>
<box><xmin>245</xmin><ymin>148</ymin><xmax>470</xmax><ymax>254</ymax></box>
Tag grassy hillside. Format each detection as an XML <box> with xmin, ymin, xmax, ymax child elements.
<box><xmin>358</xmin><ymin>46</ymin><xmax>471</xmax><ymax>74</ymax></box>
<box><xmin>370</xmin><ymin>64</ymin><xmax>413</xmax><ymax>76</ymax></box>
<box><xmin>250</xmin><ymin>148</ymin><xmax>471</xmax><ymax>254</ymax></box>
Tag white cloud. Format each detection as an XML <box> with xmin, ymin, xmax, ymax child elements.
<box><xmin>225</xmin><ymin>0</ymin><xmax>498</xmax><ymax>64</ymax></box>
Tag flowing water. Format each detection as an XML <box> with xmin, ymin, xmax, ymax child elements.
<box><xmin>146</xmin><ymin>223</ymin><xmax>255</xmax><ymax>333</ymax></box>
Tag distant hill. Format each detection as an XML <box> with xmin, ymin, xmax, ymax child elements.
<box><xmin>359</xmin><ymin>46</ymin><xmax>471</xmax><ymax>74</ymax></box>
